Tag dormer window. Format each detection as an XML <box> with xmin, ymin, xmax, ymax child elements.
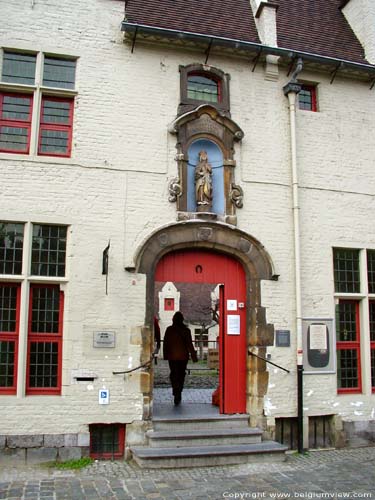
<box><xmin>187</xmin><ymin>74</ymin><xmax>220</xmax><ymax>103</ymax></box>
<box><xmin>178</xmin><ymin>64</ymin><xmax>230</xmax><ymax>116</ymax></box>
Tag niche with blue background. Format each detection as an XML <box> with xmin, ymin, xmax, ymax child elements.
<box><xmin>187</xmin><ymin>139</ymin><xmax>224</xmax><ymax>214</ymax></box>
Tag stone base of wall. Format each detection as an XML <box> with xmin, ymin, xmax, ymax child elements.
<box><xmin>0</xmin><ymin>433</ymin><xmax>90</xmax><ymax>464</ymax></box>
<box><xmin>343</xmin><ymin>420</ymin><xmax>375</xmax><ymax>448</ymax></box>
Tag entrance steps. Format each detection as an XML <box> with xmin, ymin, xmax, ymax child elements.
<box><xmin>131</xmin><ymin>403</ymin><xmax>287</xmax><ymax>468</ymax></box>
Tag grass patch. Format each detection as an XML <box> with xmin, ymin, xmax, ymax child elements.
<box><xmin>53</xmin><ymin>457</ymin><xmax>94</xmax><ymax>469</ymax></box>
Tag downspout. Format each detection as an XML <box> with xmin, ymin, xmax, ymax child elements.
<box><xmin>283</xmin><ymin>58</ymin><xmax>304</xmax><ymax>453</ymax></box>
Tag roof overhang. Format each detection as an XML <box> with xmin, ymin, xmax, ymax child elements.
<box><xmin>121</xmin><ymin>21</ymin><xmax>375</xmax><ymax>83</ymax></box>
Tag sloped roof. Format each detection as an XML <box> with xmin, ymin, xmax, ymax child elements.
<box><xmin>276</xmin><ymin>0</ymin><xmax>367</xmax><ymax>64</ymax></box>
<box><xmin>125</xmin><ymin>0</ymin><xmax>260</xmax><ymax>43</ymax></box>
<box><xmin>125</xmin><ymin>0</ymin><xmax>367</xmax><ymax>64</ymax></box>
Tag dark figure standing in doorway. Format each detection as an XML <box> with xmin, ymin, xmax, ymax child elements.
<box><xmin>163</xmin><ymin>311</ymin><xmax>198</xmax><ymax>405</ymax></box>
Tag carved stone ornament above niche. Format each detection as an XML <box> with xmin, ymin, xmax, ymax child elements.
<box><xmin>168</xmin><ymin>104</ymin><xmax>245</xmax><ymax>225</ymax></box>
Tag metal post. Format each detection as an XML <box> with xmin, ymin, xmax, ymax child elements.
<box><xmin>297</xmin><ymin>364</ymin><xmax>304</xmax><ymax>453</ymax></box>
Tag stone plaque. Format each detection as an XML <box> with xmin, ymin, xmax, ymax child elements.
<box><xmin>275</xmin><ymin>330</ymin><xmax>291</xmax><ymax>347</ymax></box>
<box><xmin>93</xmin><ymin>331</ymin><xmax>116</xmax><ymax>348</ymax></box>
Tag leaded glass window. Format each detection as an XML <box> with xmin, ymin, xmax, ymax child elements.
<box><xmin>333</xmin><ymin>248</ymin><xmax>360</xmax><ymax>293</ymax></box>
<box><xmin>43</xmin><ymin>57</ymin><xmax>76</xmax><ymax>89</ymax></box>
<box><xmin>31</xmin><ymin>224</ymin><xmax>67</xmax><ymax>277</ymax></box>
<box><xmin>1</xmin><ymin>52</ymin><xmax>36</xmax><ymax>85</ymax></box>
<box><xmin>0</xmin><ymin>222</ymin><xmax>24</xmax><ymax>274</ymax></box>
<box><xmin>187</xmin><ymin>74</ymin><xmax>219</xmax><ymax>103</ymax></box>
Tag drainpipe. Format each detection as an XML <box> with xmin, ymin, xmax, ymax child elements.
<box><xmin>283</xmin><ymin>58</ymin><xmax>304</xmax><ymax>454</ymax></box>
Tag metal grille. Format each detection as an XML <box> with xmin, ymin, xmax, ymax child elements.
<box><xmin>368</xmin><ymin>250</ymin><xmax>375</xmax><ymax>294</ymax></box>
<box><xmin>31</xmin><ymin>286</ymin><xmax>60</xmax><ymax>333</ymax></box>
<box><xmin>28</xmin><ymin>341</ymin><xmax>58</xmax><ymax>388</ymax></box>
<box><xmin>1</xmin><ymin>52</ymin><xmax>36</xmax><ymax>85</ymax></box>
<box><xmin>370</xmin><ymin>301</ymin><xmax>375</xmax><ymax>342</ymax></box>
<box><xmin>0</xmin><ymin>340</ymin><xmax>15</xmax><ymax>387</ymax></box>
<box><xmin>89</xmin><ymin>424</ymin><xmax>124</xmax><ymax>459</ymax></box>
<box><xmin>187</xmin><ymin>75</ymin><xmax>219</xmax><ymax>103</ymax></box>
<box><xmin>31</xmin><ymin>224</ymin><xmax>67</xmax><ymax>277</ymax></box>
<box><xmin>336</xmin><ymin>301</ymin><xmax>357</xmax><ymax>342</ymax></box>
<box><xmin>333</xmin><ymin>249</ymin><xmax>360</xmax><ymax>293</ymax></box>
<box><xmin>0</xmin><ymin>285</ymin><xmax>17</xmax><ymax>332</ymax></box>
<box><xmin>337</xmin><ymin>349</ymin><xmax>358</xmax><ymax>389</ymax></box>
<box><xmin>0</xmin><ymin>222</ymin><xmax>24</xmax><ymax>274</ymax></box>
<box><xmin>43</xmin><ymin>57</ymin><xmax>76</xmax><ymax>89</ymax></box>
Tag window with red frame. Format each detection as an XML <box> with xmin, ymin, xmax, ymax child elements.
<box><xmin>0</xmin><ymin>283</ymin><xmax>20</xmax><ymax>394</ymax></box>
<box><xmin>187</xmin><ymin>73</ymin><xmax>220</xmax><ymax>103</ymax></box>
<box><xmin>164</xmin><ymin>298</ymin><xmax>175</xmax><ymax>311</ymax></box>
<box><xmin>26</xmin><ymin>284</ymin><xmax>64</xmax><ymax>395</ymax></box>
<box><xmin>370</xmin><ymin>301</ymin><xmax>375</xmax><ymax>392</ymax></box>
<box><xmin>336</xmin><ymin>300</ymin><xmax>361</xmax><ymax>393</ymax></box>
<box><xmin>0</xmin><ymin>93</ymin><xmax>33</xmax><ymax>153</ymax></box>
<box><xmin>89</xmin><ymin>424</ymin><xmax>125</xmax><ymax>459</ymax></box>
<box><xmin>38</xmin><ymin>97</ymin><xmax>74</xmax><ymax>157</ymax></box>
<box><xmin>298</xmin><ymin>85</ymin><xmax>317</xmax><ymax>112</ymax></box>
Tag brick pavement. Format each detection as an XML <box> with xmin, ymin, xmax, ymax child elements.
<box><xmin>0</xmin><ymin>447</ymin><xmax>374</xmax><ymax>499</ymax></box>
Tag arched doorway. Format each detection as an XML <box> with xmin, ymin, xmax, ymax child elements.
<box><xmin>155</xmin><ymin>249</ymin><xmax>247</xmax><ymax>414</ymax></box>
<box><xmin>133</xmin><ymin>221</ymin><xmax>276</xmax><ymax>425</ymax></box>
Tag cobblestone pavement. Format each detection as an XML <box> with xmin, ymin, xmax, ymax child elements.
<box><xmin>0</xmin><ymin>446</ymin><xmax>374</xmax><ymax>499</ymax></box>
<box><xmin>154</xmin><ymin>359</ymin><xmax>218</xmax><ymax>389</ymax></box>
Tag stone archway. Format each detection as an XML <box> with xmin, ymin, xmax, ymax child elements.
<box><xmin>134</xmin><ymin>220</ymin><xmax>277</xmax><ymax>426</ymax></box>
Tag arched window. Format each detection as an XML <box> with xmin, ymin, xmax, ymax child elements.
<box><xmin>179</xmin><ymin>64</ymin><xmax>230</xmax><ymax>115</ymax></box>
<box><xmin>187</xmin><ymin>74</ymin><xmax>220</xmax><ymax>103</ymax></box>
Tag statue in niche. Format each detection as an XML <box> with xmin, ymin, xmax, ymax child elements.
<box><xmin>195</xmin><ymin>150</ymin><xmax>213</xmax><ymax>212</ymax></box>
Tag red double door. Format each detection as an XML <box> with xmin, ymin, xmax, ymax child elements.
<box><xmin>155</xmin><ymin>249</ymin><xmax>247</xmax><ymax>414</ymax></box>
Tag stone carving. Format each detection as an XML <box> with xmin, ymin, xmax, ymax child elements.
<box><xmin>230</xmin><ymin>183</ymin><xmax>244</xmax><ymax>208</ymax></box>
<box><xmin>238</xmin><ymin>238</ymin><xmax>252</xmax><ymax>254</ymax></box>
<box><xmin>197</xmin><ymin>227</ymin><xmax>213</xmax><ymax>241</ymax></box>
<box><xmin>195</xmin><ymin>150</ymin><xmax>213</xmax><ymax>212</ymax></box>
<box><xmin>168</xmin><ymin>177</ymin><xmax>182</xmax><ymax>203</ymax></box>
<box><xmin>158</xmin><ymin>233</ymin><xmax>169</xmax><ymax>247</ymax></box>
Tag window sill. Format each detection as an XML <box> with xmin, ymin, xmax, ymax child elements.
<box><xmin>0</xmin><ymin>152</ymin><xmax>74</xmax><ymax>165</ymax></box>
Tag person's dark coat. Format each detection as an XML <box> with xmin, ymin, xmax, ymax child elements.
<box><xmin>163</xmin><ymin>313</ymin><xmax>197</xmax><ymax>362</ymax></box>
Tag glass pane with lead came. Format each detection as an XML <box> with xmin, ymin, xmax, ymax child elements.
<box><xmin>0</xmin><ymin>222</ymin><xmax>24</xmax><ymax>274</ymax></box>
<box><xmin>0</xmin><ymin>285</ymin><xmax>18</xmax><ymax>331</ymax></box>
<box><xmin>187</xmin><ymin>75</ymin><xmax>219</xmax><ymax>102</ymax></box>
<box><xmin>2</xmin><ymin>52</ymin><xmax>36</xmax><ymax>85</ymax></box>
<box><xmin>29</xmin><ymin>341</ymin><xmax>58</xmax><ymax>387</ymax></box>
<box><xmin>39</xmin><ymin>129</ymin><xmax>69</xmax><ymax>155</ymax></box>
<box><xmin>31</xmin><ymin>224</ymin><xmax>67</xmax><ymax>277</ymax></box>
<box><xmin>41</xmin><ymin>100</ymin><xmax>70</xmax><ymax>124</ymax></box>
<box><xmin>0</xmin><ymin>126</ymin><xmax>29</xmax><ymax>152</ymax></box>
<box><xmin>2</xmin><ymin>95</ymin><xmax>32</xmax><ymax>121</ymax></box>
<box><xmin>335</xmin><ymin>301</ymin><xmax>358</xmax><ymax>342</ymax></box>
<box><xmin>43</xmin><ymin>57</ymin><xmax>76</xmax><ymax>89</ymax></box>
<box><xmin>0</xmin><ymin>340</ymin><xmax>15</xmax><ymax>387</ymax></box>
<box><xmin>337</xmin><ymin>349</ymin><xmax>358</xmax><ymax>389</ymax></box>
<box><xmin>333</xmin><ymin>248</ymin><xmax>360</xmax><ymax>293</ymax></box>
<box><xmin>367</xmin><ymin>250</ymin><xmax>375</xmax><ymax>294</ymax></box>
<box><xmin>31</xmin><ymin>286</ymin><xmax>60</xmax><ymax>334</ymax></box>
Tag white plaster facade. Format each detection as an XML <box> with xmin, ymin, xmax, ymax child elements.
<box><xmin>0</xmin><ymin>0</ymin><xmax>374</xmax><ymax>452</ymax></box>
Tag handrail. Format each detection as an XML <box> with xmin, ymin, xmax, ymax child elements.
<box><xmin>248</xmin><ymin>350</ymin><xmax>290</xmax><ymax>373</ymax></box>
<box><xmin>112</xmin><ymin>351</ymin><xmax>157</xmax><ymax>375</ymax></box>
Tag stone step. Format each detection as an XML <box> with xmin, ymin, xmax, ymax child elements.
<box><xmin>152</xmin><ymin>414</ymin><xmax>250</xmax><ymax>431</ymax></box>
<box><xmin>146</xmin><ymin>427</ymin><xmax>263</xmax><ymax>447</ymax></box>
<box><xmin>131</xmin><ymin>441</ymin><xmax>288</xmax><ymax>469</ymax></box>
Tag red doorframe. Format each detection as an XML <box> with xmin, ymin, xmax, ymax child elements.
<box><xmin>155</xmin><ymin>249</ymin><xmax>247</xmax><ymax>414</ymax></box>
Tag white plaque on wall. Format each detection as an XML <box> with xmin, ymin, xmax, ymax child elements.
<box><xmin>227</xmin><ymin>299</ymin><xmax>237</xmax><ymax>311</ymax></box>
<box><xmin>227</xmin><ymin>315</ymin><xmax>240</xmax><ymax>335</ymax></box>
<box><xmin>93</xmin><ymin>331</ymin><xmax>116</xmax><ymax>348</ymax></box>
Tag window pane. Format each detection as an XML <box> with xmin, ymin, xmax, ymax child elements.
<box><xmin>1</xmin><ymin>95</ymin><xmax>32</xmax><ymax>121</ymax></box>
<box><xmin>2</xmin><ymin>52</ymin><xmax>36</xmax><ymax>85</ymax></box>
<box><xmin>0</xmin><ymin>222</ymin><xmax>24</xmax><ymax>274</ymax></box>
<box><xmin>0</xmin><ymin>125</ymin><xmax>29</xmax><ymax>152</ymax></box>
<box><xmin>0</xmin><ymin>340</ymin><xmax>15</xmax><ymax>387</ymax></box>
<box><xmin>31</xmin><ymin>224</ymin><xmax>67</xmax><ymax>276</ymax></box>
<box><xmin>28</xmin><ymin>341</ymin><xmax>58</xmax><ymax>387</ymax></box>
<box><xmin>31</xmin><ymin>286</ymin><xmax>60</xmax><ymax>333</ymax></box>
<box><xmin>41</xmin><ymin>100</ymin><xmax>70</xmax><ymax>124</ymax></box>
<box><xmin>187</xmin><ymin>75</ymin><xmax>219</xmax><ymax>103</ymax></box>
<box><xmin>370</xmin><ymin>301</ymin><xmax>375</xmax><ymax>342</ymax></box>
<box><xmin>0</xmin><ymin>285</ymin><xmax>18</xmax><ymax>331</ymax></box>
<box><xmin>337</xmin><ymin>349</ymin><xmax>359</xmax><ymax>389</ymax></box>
<box><xmin>371</xmin><ymin>349</ymin><xmax>375</xmax><ymax>389</ymax></box>
<box><xmin>39</xmin><ymin>129</ymin><xmax>69</xmax><ymax>155</ymax></box>
<box><xmin>367</xmin><ymin>250</ymin><xmax>375</xmax><ymax>294</ymax></box>
<box><xmin>335</xmin><ymin>301</ymin><xmax>358</xmax><ymax>342</ymax></box>
<box><xmin>333</xmin><ymin>249</ymin><xmax>360</xmax><ymax>293</ymax></box>
<box><xmin>43</xmin><ymin>57</ymin><xmax>76</xmax><ymax>89</ymax></box>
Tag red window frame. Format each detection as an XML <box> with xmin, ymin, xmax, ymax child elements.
<box><xmin>89</xmin><ymin>424</ymin><xmax>126</xmax><ymax>459</ymax></box>
<box><xmin>187</xmin><ymin>72</ymin><xmax>222</xmax><ymax>103</ymax></box>
<box><xmin>0</xmin><ymin>283</ymin><xmax>20</xmax><ymax>395</ymax></box>
<box><xmin>26</xmin><ymin>284</ymin><xmax>64</xmax><ymax>395</ymax></box>
<box><xmin>0</xmin><ymin>92</ymin><xmax>33</xmax><ymax>154</ymax></box>
<box><xmin>336</xmin><ymin>300</ymin><xmax>362</xmax><ymax>394</ymax></box>
<box><xmin>37</xmin><ymin>96</ymin><xmax>74</xmax><ymax>158</ymax></box>
<box><xmin>298</xmin><ymin>85</ymin><xmax>317</xmax><ymax>112</ymax></box>
<box><xmin>370</xmin><ymin>300</ymin><xmax>375</xmax><ymax>393</ymax></box>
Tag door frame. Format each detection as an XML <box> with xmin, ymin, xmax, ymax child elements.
<box><xmin>132</xmin><ymin>221</ymin><xmax>276</xmax><ymax>426</ymax></box>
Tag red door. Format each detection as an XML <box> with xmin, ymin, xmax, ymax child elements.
<box><xmin>155</xmin><ymin>249</ymin><xmax>247</xmax><ymax>414</ymax></box>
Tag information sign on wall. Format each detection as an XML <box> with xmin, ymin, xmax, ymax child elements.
<box><xmin>93</xmin><ymin>331</ymin><xmax>116</xmax><ymax>348</ymax></box>
<box><xmin>302</xmin><ymin>319</ymin><xmax>335</xmax><ymax>374</ymax></box>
